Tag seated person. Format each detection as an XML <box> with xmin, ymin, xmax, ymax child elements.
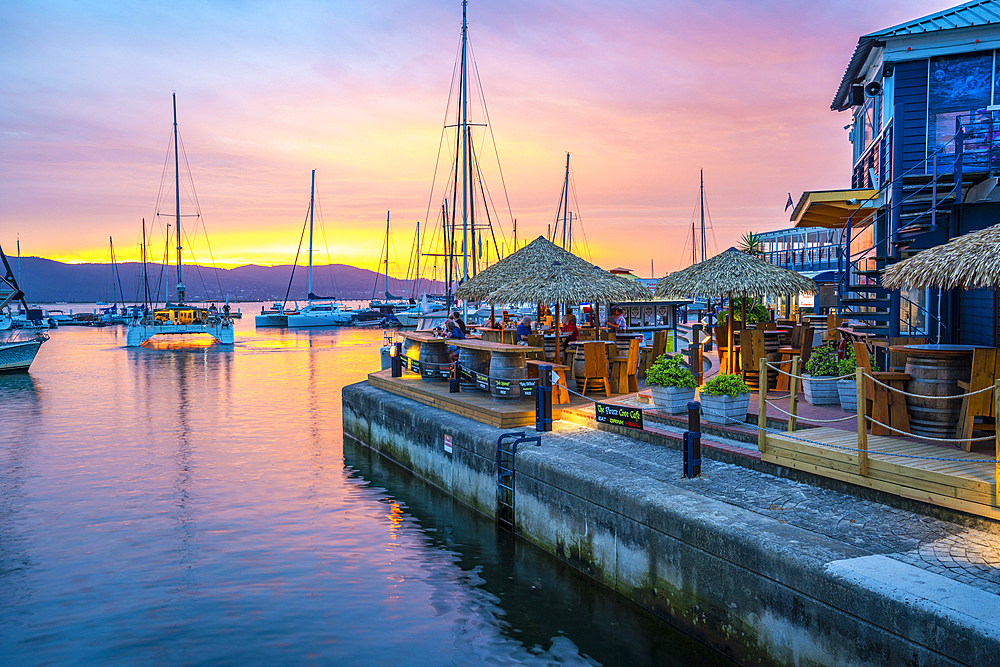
<box><xmin>561</xmin><ymin>313</ymin><xmax>579</xmax><ymax>343</ymax></box>
<box><xmin>444</xmin><ymin>319</ymin><xmax>466</xmax><ymax>362</ymax></box>
<box><xmin>482</xmin><ymin>314</ymin><xmax>497</xmax><ymax>329</ymax></box>
<box><xmin>515</xmin><ymin>315</ymin><xmax>533</xmax><ymax>343</ymax></box>
<box><xmin>451</xmin><ymin>311</ymin><xmax>468</xmax><ymax>335</ymax></box>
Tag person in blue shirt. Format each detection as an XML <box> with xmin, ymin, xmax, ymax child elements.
<box><xmin>515</xmin><ymin>315</ymin><xmax>533</xmax><ymax>343</ymax></box>
<box><xmin>445</xmin><ymin>319</ymin><xmax>466</xmax><ymax>361</ymax></box>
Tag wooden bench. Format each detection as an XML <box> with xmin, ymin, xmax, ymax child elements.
<box><xmin>526</xmin><ymin>359</ymin><xmax>570</xmax><ymax>404</ymax></box>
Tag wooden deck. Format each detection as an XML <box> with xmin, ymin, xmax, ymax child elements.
<box><xmin>367</xmin><ymin>368</ymin><xmax>596</xmax><ymax>429</ymax></box>
<box><xmin>764</xmin><ymin>427</ymin><xmax>1000</xmax><ymax>520</ymax></box>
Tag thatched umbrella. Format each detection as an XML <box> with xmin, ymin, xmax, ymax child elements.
<box><xmin>882</xmin><ymin>222</ymin><xmax>1000</xmax><ymax>290</ymax></box>
<box><xmin>882</xmin><ymin>222</ymin><xmax>1000</xmax><ymax>345</ymax></box>
<box><xmin>457</xmin><ymin>236</ymin><xmax>643</xmax><ymax>362</ymax></box>
<box><xmin>655</xmin><ymin>247</ymin><xmax>816</xmax><ymax>373</ymax></box>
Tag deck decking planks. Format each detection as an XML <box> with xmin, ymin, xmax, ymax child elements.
<box><xmin>367</xmin><ymin>368</ymin><xmax>593</xmax><ymax>429</ymax></box>
<box><xmin>765</xmin><ymin>426</ymin><xmax>1000</xmax><ymax>519</ymax></box>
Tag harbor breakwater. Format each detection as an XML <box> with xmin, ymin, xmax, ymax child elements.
<box><xmin>343</xmin><ymin>381</ymin><xmax>1000</xmax><ymax>666</ymax></box>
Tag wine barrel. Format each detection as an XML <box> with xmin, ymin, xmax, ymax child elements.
<box><xmin>489</xmin><ymin>353</ymin><xmax>526</xmax><ymax>401</ymax></box>
<box><xmin>458</xmin><ymin>348</ymin><xmax>490</xmax><ymax>391</ymax></box>
<box><xmin>418</xmin><ymin>340</ymin><xmax>451</xmax><ymax>383</ymax></box>
<box><xmin>402</xmin><ymin>338</ymin><xmax>420</xmax><ymax>367</ymax></box>
<box><xmin>904</xmin><ymin>354</ymin><xmax>972</xmax><ymax>438</ymax></box>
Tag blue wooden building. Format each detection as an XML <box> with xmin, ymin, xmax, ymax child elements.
<box><xmin>787</xmin><ymin>0</ymin><xmax>1000</xmax><ymax>344</ymax></box>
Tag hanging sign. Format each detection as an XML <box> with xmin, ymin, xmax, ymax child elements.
<box><xmin>474</xmin><ymin>370</ymin><xmax>490</xmax><ymax>391</ymax></box>
<box><xmin>409</xmin><ymin>359</ymin><xmax>421</xmax><ymax>375</ymax></box>
<box><xmin>595</xmin><ymin>403</ymin><xmax>644</xmax><ymax>430</ymax></box>
<box><xmin>518</xmin><ymin>379</ymin><xmax>536</xmax><ymax>397</ymax></box>
<box><xmin>493</xmin><ymin>378</ymin><xmax>513</xmax><ymax>396</ymax></box>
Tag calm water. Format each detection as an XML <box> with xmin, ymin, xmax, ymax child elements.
<box><xmin>0</xmin><ymin>318</ymin><xmax>729</xmax><ymax>666</ymax></box>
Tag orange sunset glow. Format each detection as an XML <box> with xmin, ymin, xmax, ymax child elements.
<box><xmin>1</xmin><ymin>0</ymin><xmax>956</xmax><ymax>278</ymax></box>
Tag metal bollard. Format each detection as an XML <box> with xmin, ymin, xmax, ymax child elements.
<box><xmin>536</xmin><ymin>363</ymin><xmax>553</xmax><ymax>432</ymax></box>
<box><xmin>683</xmin><ymin>401</ymin><xmax>701</xmax><ymax>478</ymax></box>
<box><xmin>450</xmin><ymin>360</ymin><xmax>461</xmax><ymax>393</ymax></box>
<box><xmin>391</xmin><ymin>341</ymin><xmax>403</xmax><ymax>377</ymax></box>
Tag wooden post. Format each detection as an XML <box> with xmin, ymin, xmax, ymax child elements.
<box><xmin>788</xmin><ymin>355</ymin><xmax>800</xmax><ymax>432</ymax></box>
<box><xmin>758</xmin><ymin>356</ymin><xmax>767</xmax><ymax>452</ymax></box>
<box><xmin>857</xmin><ymin>367</ymin><xmax>868</xmax><ymax>476</ymax></box>
<box><xmin>727</xmin><ymin>291</ymin><xmax>735</xmax><ymax>374</ymax></box>
<box><xmin>995</xmin><ymin>380</ymin><xmax>1000</xmax><ymax>506</ymax></box>
<box><xmin>554</xmin><ymin>301</ymin><xmax>561</xmax><ymax>364</ymax></box>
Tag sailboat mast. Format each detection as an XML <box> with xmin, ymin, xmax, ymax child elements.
<box><xmin>173</xmin><ymin>93</ymin><xmax>184</xmax><ymax>303</ymax></box>
<box><xmin>700</xmin><ymin>169</ymin><xmax>706</xmax><ymax>264</ymax></box>
<box><xmin>384</xmin><ymin>211</ymin><xmax>390</xmax><ymax>299</ymax></box>
<box><xmin>111</xmin><ymin>236</ymin><xmax>125</xmax><ymax>308</ymax></box>
<box><xmin>142</xmin><ymin>218</ymin><xmax>150</xmax><ymax>308</ymax></box>
<box><xmin>568</xmin><ymin>212</ymin><xmax>573</xmax><ymax>254</ymax></box>
<box><xmin>415</xmin><ymin>221</ymin><xmax>420</xmax><ymax>299</ymax></box>
<box><xmin>460</xmin><ymin>0</ymin><xmax>470</xmax><ymax>287</ymax></box>
<box><xmin>562</xmin><ymin>152</ymin><xmax>570</xmax><ymax>249</ymax></box>
<box><xmin>691</xmin><ymin>221</ymin><xmax>696</xmax><ymax>266</ymax></box>
<box><xmin>308</xmin><ymin>169</ymin><xmax>315</xmax><ymax>299</ymax></box>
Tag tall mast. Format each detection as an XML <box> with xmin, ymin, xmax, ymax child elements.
<box><xmin>568</xmin><ymin>212</ymin><xmax>573</xmax><ymax>254</ymax></box>
<box><xmin>699</xmin><ymin>169</ymin><xmax>706</xmax><ymax>264</ymax></box>
<box><xmin>460</xmin><ymin>0</ymin><xmax>470</xmax><ymax>287</ymax></box>
<box><xmin>308</xmin><ymin>169</ymin><xmax>315</xmax><ymax>299</ymax></box>
<box><xmin>142</xmin><ymin>218</ymin><xmax>150</xmax><ymax>308</ymax></box>
<box><xmin>562</xmin><ymin>152</ymin><xmax>570</xmax><ymax>249</ymax></box>
<box><xmin>691</xmin><ymin>221</ymin><xmax>696</xmax><ymax>267</ymax></box>
<box><xmin>384</xmin><ymin>211</ymin><xmax>390</xmax><ymax>299</ymax></box>
<box><xmin>174</xmin><ymin>93</ymin><xmax>184</xmax><ymax>303</ymax></box>
<box><xmin>415</xmin><ymin>221</ymin><xmax>420</xmax><ymax>299</ymax></box>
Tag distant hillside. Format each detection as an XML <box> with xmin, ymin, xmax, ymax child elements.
<box><xmin>8</xmin><ymin>257</ymin><xmax>444</xmax><ymax>303</ymax></box>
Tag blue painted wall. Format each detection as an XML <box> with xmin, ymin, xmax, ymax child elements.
<box><xmin>894</xmin><ymin>59</ymin><xmax>929</xmax><ymax>174</ymax></box>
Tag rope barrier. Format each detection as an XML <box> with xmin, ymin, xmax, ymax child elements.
<box><xmin>764</xmin><ymin>364</ymin><xmax>854</xmax><ymax>382</ymax></box>
<box><xmin>865</xmin><ymin>372</ymin><xmax>995</xmax><ymax>399</ymax></box>
<box><xmin>698</xmin><ymin>406</ymin><xmax>1000</xmax><ymax>463</ymax></box>
<box><xmin>763</xmin><ymin>400</ymin><xmax>858</xmax><ymax>423</ymax></box>
<box><xmin>863</xmin><ymin>414</ymin><xmax>996</xmax><ymax>443</ymax></box>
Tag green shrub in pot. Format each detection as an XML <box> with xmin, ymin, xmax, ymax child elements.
<box><xmin>647</xmin><ymin>354</ymin><xmax>696</xmax><ymax>413</ymax></box>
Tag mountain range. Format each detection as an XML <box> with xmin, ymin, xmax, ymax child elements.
<box><xmin>6</xmin><ymin>257</ymin><xmax>445</xmax><ymax>303</ymax></box>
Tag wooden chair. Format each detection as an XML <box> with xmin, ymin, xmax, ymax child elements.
<box><xmin>577</xmin><ymin>328</ymin><xmax>597</xmax><ymax>342</ymax></box>
<box><xmin>579</xmin><ymin>341</ymin><xmax>611</xmax><ymax>398</ymax></box>
<box><xmin>761</xmin><ymin>321</ymin><xmax>777</xmax><ymax>331</ymax></box>
<box><xmin>610</xmin><ymin>338</ymin><xmax>640</xmax><ymax>394</ymax></box>
<box><xmin>956</xmin><ymin>348</ymin><xmax>1000</xmax><ymax>450</ymax></box>
<box><xmin>776</xmin><ymin>326</ymin><xmax>813</xmax><ymax>391</ymax></box>
<box><xmin>713</xmin><ymin>321</ymin><xmax>730</xmax><ymax>371</ymax></box>
<box><xmin>822</xmin><ymin>312</ymin><xmax>844</xmax><ymax>344</ymax></box>
<box><xmin>739</xmin><ymin>329</ymin><xmax>768</xmax><ymax>390</ymax></box>
<box><xmin>854</xmin><ymin>341</ymin><xmax>910</xmax><ymax>437</ymax></box>
<box><xmin>526</xmin><ymin>334</ymin><xmax>544</xmax><ymax>360</ymax></box>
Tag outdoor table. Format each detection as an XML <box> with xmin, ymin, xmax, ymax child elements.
<box><xmin>399</xmin><ymin>331</ymin><xmax>451</xmax><ymax>382</ymax></box>
<box><xmin>473</xmin><ymin>327</ymin><xmax>517</xmax><ymax>345</ymax></box>
<box><xmin>449</xmin><ymin>338</ymin><xmax>543</xmax><ymax>401</ymax></box>
<box><xmin>887</xmin><ymin>344</ymin><xmax>977</xmax><ymax>439</ymax></box>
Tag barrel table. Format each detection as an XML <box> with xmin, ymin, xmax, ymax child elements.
<box><xmin>888</xmin><ymin>344</ymin><xmax>976</xmax><ymax>439</ymax></box>
<box><xmin>417</xmin><ymin>338</ymin><xmax>451</xmax><ymax>382</ymax></box>
<box><xmin>572</xmin><ymin>341</ymin><xmax>616</xmax><ymax>392</ymax></box>
<box><xmin>458</xmin><ymin>347</ymin><xmax>491</xmax><ymax>391</ymax></box>
<box><xmin>448</xmin><ymin>339</ymin><xmax>543</xmax><ymax>402</ymax></box>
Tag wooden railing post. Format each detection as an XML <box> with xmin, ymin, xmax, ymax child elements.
<box><xmin>857</xmin><ymin>367</ymin><xmax>868</xmax><ymax>477</ymax></box>
<box><xmin>788</xmin><ymin>356</ymin><xmax>800</xmax><ymax>432</ymax></box>
<box><xmin>995</xmin><ymin>380</ymin><xmax>1000</xmax><ymax>506</ymax></box>
<box><xmin>758</xmin><ymin>357</ymin><xmax>767</xmax><ymax>453</ymax></box>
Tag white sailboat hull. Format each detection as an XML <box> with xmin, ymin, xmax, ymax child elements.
<box><xmin>125</xmin><ymin>321</ymin><xmax>235</xmax><ymax>346</ymax></box>
<box><xmin>0</xmin><ymin>338</ymin><xmax>45</xmax><ymax>372</ymax></box>
<box><xmin>286</xmin><ymin>303</ymin><xmax>353</xmax><ymax>327</ymax></box>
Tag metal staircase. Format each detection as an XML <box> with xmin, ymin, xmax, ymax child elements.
<box><xmin>837</xmin><ymin>122</ymin><xmax>973</xmax><ymax>339</ymax></box>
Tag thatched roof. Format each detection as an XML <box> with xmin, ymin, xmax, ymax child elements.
<box><xmin>882</xmin><ymin>222</ymin><xmax>1000</xmax><ymax>290</ymax></box>
<box><xmin>654</xmin><ymin>247</ymin><xmax>816</xmax><ymax>297</ymax></box>
<box><xmin>455</xmin><ymin>236</ymin><xmax>648</xmax><ymax>303</ymax></box>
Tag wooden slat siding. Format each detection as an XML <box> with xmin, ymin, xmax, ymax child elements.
<box><xmin>958</xmin><ymin>288</ymin><xmax>994</xmax><ymax>345</ymax></box>
<box><xmin>895</xmin><ymin>59</ymin><xmax>929</xmax><ymax>173</ymax></box>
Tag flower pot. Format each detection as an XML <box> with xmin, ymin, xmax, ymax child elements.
<box><xmin>837</xmin><ymin>378</ymin><xmax>857</xmax><ymax>413</ymax></box>
<box><xmin>650</xmin><ymin>385</ymin><xmax>696</xmax><ymax>414</ymax></box>
<box><xmin>802</xmin><ymin>373</ymin><xmax>840</xmax><ymax>405</ymax></box>
<box><xmin>699</xmin><ymin>392</ymin><xmax>750</xmax><ymax>425</ymax></box>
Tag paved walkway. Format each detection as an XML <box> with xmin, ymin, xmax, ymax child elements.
<box><xmin>543</xmin><ymin>420</ymin><xmax>1000</xmax><ymax>595</ymax></box>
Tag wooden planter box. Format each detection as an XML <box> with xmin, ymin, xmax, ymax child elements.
<box><xmin>802</xmin><ymin>374</ymin><xmax>840</xmax><ymax>405</ymax></box>
<box><xmin>837</xmin><ymin>379</ymin><xmax>857</xmax><ymax>413</ymax></box>
<box><xmin>650</xmin><ymin>385</ymin><xmax>696</xmax><ymax>414</ymax></box>
<box><xmin>699</xmin><ymin>393</ymin><xmax>750</xmax><ymax>425</ymax></box>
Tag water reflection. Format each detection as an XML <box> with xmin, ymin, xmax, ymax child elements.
<box><xmin>0</xmin><ymin>321</ymin><xmax>727</xmax><ymax>666</ymax></box>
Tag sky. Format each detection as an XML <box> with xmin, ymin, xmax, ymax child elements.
<box><xmin>0</xmin><ymin>0</ymin><xmax>959</xmax><ymax>279</ymax></box>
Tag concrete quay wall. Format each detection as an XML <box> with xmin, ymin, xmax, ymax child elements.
<box><xmin>343</xmin><ymin>381</ymin><xmax>998</xmax><ymax>667</ymax></box>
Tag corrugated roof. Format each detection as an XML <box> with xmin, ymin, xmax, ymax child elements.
<box><xmin>832</xmin><ymin>0</ymin><xmax>1000</xmax><ymax>111</ymax></box>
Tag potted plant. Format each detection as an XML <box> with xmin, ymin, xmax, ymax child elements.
<box><xmin>835</xmin><ymin>345</ymin><xmax>858</xmax><ymax>412</ymax></box>
<box><xmin>698</xmin><ymin>373</ymin><xmax>751</xmax><ymax>424</ymax></box>
<box><xmin>647</xmin><ymin>354</ymin><xmax>697</xmax><ymax>414</ymax></box>
<box><xmin>802</xmin><ymin>344</ymin><xmax>841</xmax><ymax>405</ymax></box>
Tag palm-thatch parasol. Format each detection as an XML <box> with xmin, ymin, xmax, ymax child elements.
<box><xmin>882</xmin><ymin>222</ymin><xmax>1000</xmax><ymax>346</ymax></box>
<box><xmin>456</xmin><ymin>236</ymin><xmax>646</xmax><ymax>362</ymax></box>
<box><xmin>882</xmin><ymin>222</ymin><xmax>1000</xmax><ymax>291</ymax></box>
<box><xmin>654</xmin><ymin>247</ymin><xmax>816</xmax><ymax>373</ymax></box>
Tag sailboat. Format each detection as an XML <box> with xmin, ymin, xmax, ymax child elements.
<box><xmin>286</xmin><ymin>171</ymin><xmax>354</xmax><ymax>327</ymax></box>
<box><xmin>125</xmin><ymin>93</ymin><xmax>235</xmax><ymax>347</ymax></box>
<box><xmin>0</xmin><ymin>244</ymin><xmax>48</xmax><ymax>372</ymax></box>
